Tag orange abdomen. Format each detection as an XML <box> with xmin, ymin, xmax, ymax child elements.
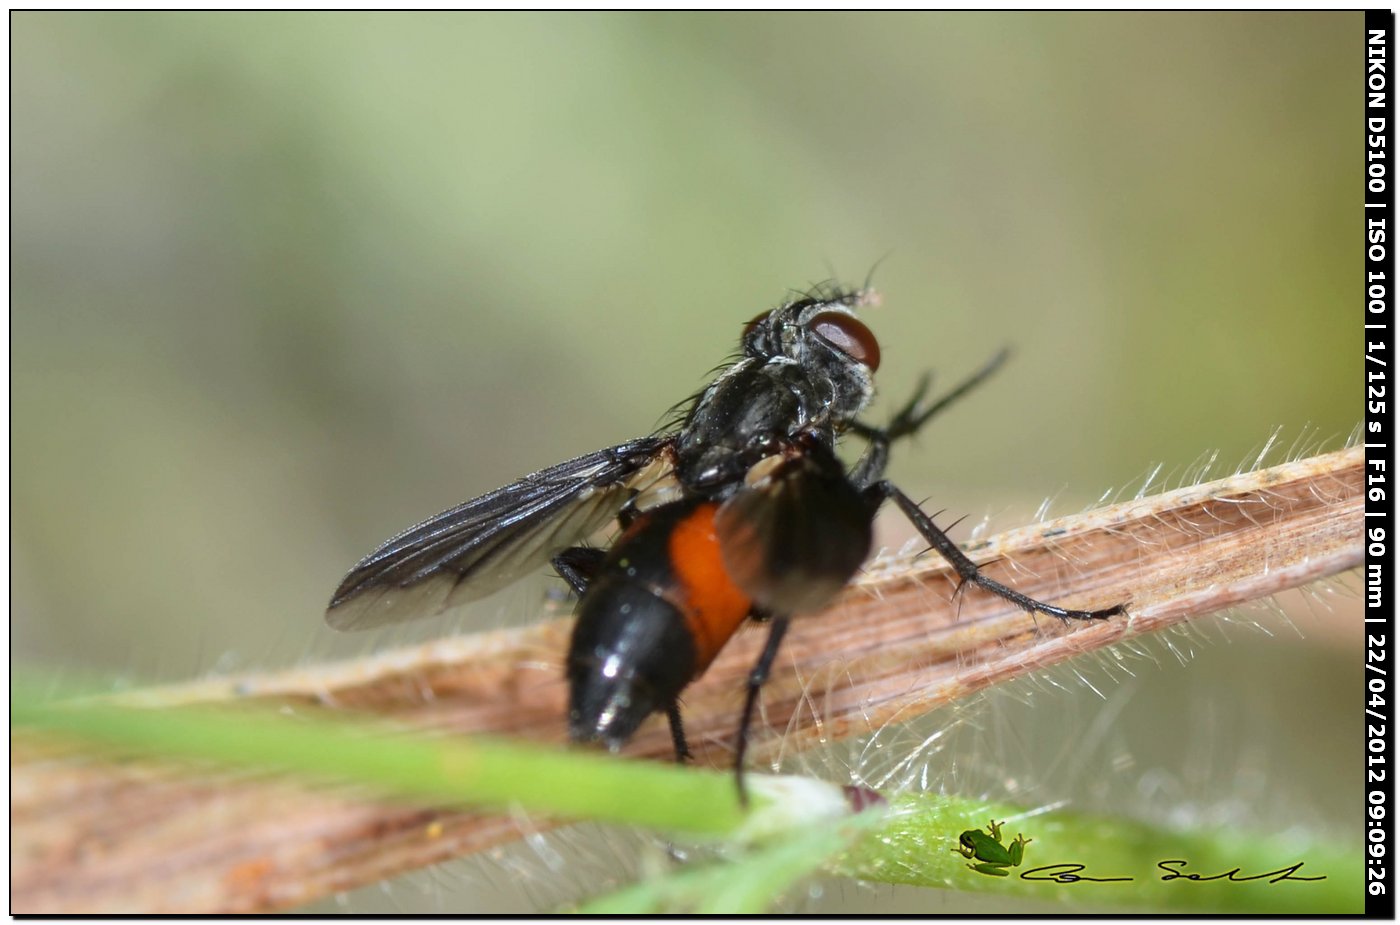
<box><xmin>566</xmin><ymin>498</ymin><xmax>753</xmax><ymax>749</ymax></box>
<box><xmin>665</xmin><ymin>501</ymin><xmax>752</xmax><ymax>674</ymax></box>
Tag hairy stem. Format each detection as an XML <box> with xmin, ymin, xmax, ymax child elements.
<box><xmin>11</xmin><ymin>447</ymin><xmax>1362</xmax><ymax>912</ymax></box>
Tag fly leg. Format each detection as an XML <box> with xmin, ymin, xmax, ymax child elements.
<box><xmin>850</xmin><ymin>348</ymin><xmax>1010</xmax><ymax>489</ymax></box>
<box><xmin>551</xmin><ymin>547</ymin><xmax>608</xmax><ymax>596</ymax></box>
<box><xmin>868</xmin><ymin>481</ymin><xmax>1126</xmax><ymax>622</ymax></box>
<box><xmin>665</xmin><ymin>703</ymin><xmax>691</xmax><ymax>764</ymax></box>
<box><xmin>734</xmin><ymin>613</ymin><xmax>791</xmax><ymax>806</ymax></box>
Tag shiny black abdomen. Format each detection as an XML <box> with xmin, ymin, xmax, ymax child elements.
<box><xmin>566</xmin><ymin>505</ymin><xmax>699</xmax><ymax>748</ymax></box>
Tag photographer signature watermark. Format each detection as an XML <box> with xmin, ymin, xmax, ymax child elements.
<box><xmin>1021</xmin><ymin>861</ymin><xmax>1326</xmax><ymax>885</ymax></box>
<box><xmin>954</xmin><ymin>820</ymin><xmax>1327</xmax><ymax>884</ymax></box>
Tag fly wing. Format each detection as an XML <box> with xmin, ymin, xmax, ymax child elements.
<box><xmin>326</xmin><ymin>437</ymin><xmax>671</xmax><ymax>631</ymax></box>
<box><xmin>714</xmin><ymin>446</ymin><xmax>873</xmax><ymax>615</ymax></box>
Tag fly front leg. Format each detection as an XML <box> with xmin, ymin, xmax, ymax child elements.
<box><xmin>848</xmin><ymin>373</ymin><xmax>930</xmax><ymax>488</ymax></box>
<box><xmin>849</xmin><ymin>348</ymin><xmax>1010</xmax><ymax>489</ymax></box>
<box><xmin>867</xmin><ymin>481</ymin><xmax>1126</xmax><ymax>622</ymax></box>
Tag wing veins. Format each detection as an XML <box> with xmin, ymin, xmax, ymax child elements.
<box><xmin>326</xmin><ymin>437</ymin><xmax>668</xmax><ymax>629</ymax></box>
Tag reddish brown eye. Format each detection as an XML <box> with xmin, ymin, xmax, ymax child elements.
<box><xmin>810</xmin><ymin>311</ymin><xmax>880</xmax><ymax>371</ymax></box>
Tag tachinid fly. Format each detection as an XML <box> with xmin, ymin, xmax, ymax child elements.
<box><xmin>326</xmin><ymin>285</ymin><xmax>1126</xmax><ymax>798</ymax></box>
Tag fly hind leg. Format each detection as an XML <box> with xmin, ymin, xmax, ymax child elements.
<box><xmin>868</xmin><ymin>481</ymin><xmax>1126</xmax><ymax>622</ymax></box>
<box><xmin>733</xmin><ymin>613</ymin><xmax>791</xmax><ymax>806</ymax></box>
<box><xmin>665</xmin><ymin>703</ymin><xmax>691</xmax><ymax>764</ymax></box>
<box><xmin>551</xmin><ymin>547</ymin><xmax>608</xmax><ymax>596</ymax></box>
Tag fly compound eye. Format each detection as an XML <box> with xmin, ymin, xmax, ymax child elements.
<box><xmin>809</xmin><ymin>311</ymin><xmax>881</xmax><ymax>371</ymax></box>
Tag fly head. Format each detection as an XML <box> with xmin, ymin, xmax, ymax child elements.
<box><xmin>740</xmin><ymin>287</ymin><xmax>881</xmax><ymax>426</ymax></box>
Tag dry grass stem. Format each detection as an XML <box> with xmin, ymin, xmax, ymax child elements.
<box><xmin>12</xmin><ymin>447</ymin><xmax>1362</xmax><ymax>912</ymax></box>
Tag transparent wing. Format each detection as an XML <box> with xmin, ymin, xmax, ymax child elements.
<box><xmin>326</xmin><ymin>437</ymin><xmax>670</xmax><ymax>631</ymax></box>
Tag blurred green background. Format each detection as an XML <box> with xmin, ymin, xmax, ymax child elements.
<box><xmin>12</xmin><ymin>12</ymin><xmax>1361</xmax><ymax>913</ymax></box>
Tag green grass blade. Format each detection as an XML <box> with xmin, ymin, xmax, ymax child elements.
<box><xmin>13</xmin><ymin>677</ymin><xmax>749</xmax><ymax>835</ymax></box>
<box><xmin>577</xmin><ymin>811</ymin><xmax>886</xmax><ymax>914</ymax></box>
<box><xmin>839</xmin><ymin>796</ymin><xmax>1360</xmax><ymax>913</ymax></box>
<box><xmin>14</xmin><ymin>678</ymin><xmax>1359</xmax><ymax>914</ymax></box>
